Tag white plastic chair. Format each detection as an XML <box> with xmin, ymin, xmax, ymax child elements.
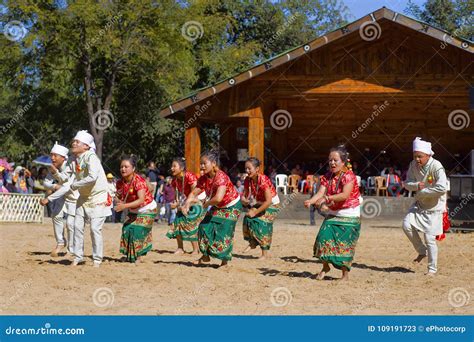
<box><xmin>275</xmin><ymin>174</ymin><xmax>288</xmax><ymax>195</ymax></box>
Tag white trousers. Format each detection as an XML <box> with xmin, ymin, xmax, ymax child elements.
<box><xmin>403</xmin><ymin>216</ymin><xmax>438</xmax><ymax>273</ymax></box>
<box><xmin>52</xmin><ymin>203</ymin><xmax>75</xmax><ymax>253</ymax></box>
<box><xmin>73</xmin><ymin>214</ymin><xmax>106</xmax><ymax>263</ymax></box>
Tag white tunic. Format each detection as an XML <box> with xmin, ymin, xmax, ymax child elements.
<box><xmin>70</xmin><ymin>150</ymin><xmax>111</xmax><ymax>218</ymax></box>
<box><xmin>404</xmin><ymin>157</ymin><xmax>447</xmax><ymax>235</ymax></box>
<box><xmin>44</xmin><ymin>159</ymin><xmax>79</xmax><ymax>215</ymax></box>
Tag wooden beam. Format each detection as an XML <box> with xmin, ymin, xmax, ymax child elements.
<box><xmin>185</xmin><ymin>111</ymin><xmax>201</xmax><ymax>176</ymax></box>
<box><xmin>248</xmin><ymin>106</ymin><xmax>265</xmax><ymax>170</ymax></box>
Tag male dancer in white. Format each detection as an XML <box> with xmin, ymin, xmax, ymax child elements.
<box><xmin>40</xmin><ymin>142</ymin><xmax>78</xmax><ymax>256</ymax></box>
<box><xmin>403</xmin><ymin>137</ymin><xmax>447</xmax><ymax>276</ymax></box>
<box><xmin>70</xmin><ymin>130</ymin><xmax>111</xmax><ymax>267</ymax></box>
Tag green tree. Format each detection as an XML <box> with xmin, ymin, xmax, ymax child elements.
<box><xmin>1</xmin><ymin>0</ymin><xmax>349</xmax><ymax>170</ymax></box>
<box><xmin>2</xmin><ymin>0</ymin><xmax>196</xmax><ymax>160</ymax></box>
<box><xmin>405</xmin><ymin>0</ymin><xmax>473</xmax><ymax>40</ymax></box>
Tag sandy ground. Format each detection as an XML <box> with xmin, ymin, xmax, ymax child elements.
<box><xmin>0</xmin><ymin>217</ymin><xmax>472</xmax><ymax>315</ymax></box>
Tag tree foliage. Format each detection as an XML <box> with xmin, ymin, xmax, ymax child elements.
<box><xmin>1</xmin><ymin>0</ymin><xmax>348</xmax><ymax>172</ymax></box>
<box><xmin>405</xmin><ymin>0</ymin><xmax>473</xmax><ymax>40</ymax></box>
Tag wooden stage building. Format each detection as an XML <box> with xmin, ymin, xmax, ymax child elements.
<box><xmin>160</xmin><ymin>7</ymin><xmax>474</xmax><ymax>175</ymax></box>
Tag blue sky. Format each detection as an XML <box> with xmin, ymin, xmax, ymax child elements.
<box><xmin>344</xmin><ymin>0</ymin><xmax>425</xmax><ymax>19</ymax></box>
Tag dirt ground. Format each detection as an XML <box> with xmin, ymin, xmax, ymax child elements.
<box><xmin>0</xmin><ymin>217</ymin><xmax>472</xmax><ymax>315</ymax></box>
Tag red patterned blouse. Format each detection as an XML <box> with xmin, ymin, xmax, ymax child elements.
<box><xmin>244</xmin><ymin>174</ymin><xmax>277</xmax><ymax>202</ymax></box>
<box><xmin>320</xmin><ymin>170</ymin><xmax>360</xmax><ymax>210</ymax></box>
<box><xmin>172</xmin><ymin>171</ymin><xmax>197</xmax><ymax>197</ymax></box>
<box><xmin>116</xmin><ymin>174</ymin><xmax>154</xmax><ymax>208</ymax></box>
<box><xmin>197</xmin><ymin>170</ymin><xmax>239</xmax><ymax>208</ymax></box>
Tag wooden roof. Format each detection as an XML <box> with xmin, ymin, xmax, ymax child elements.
<box><xmin>159</xmin><ymin>7</ymin><xmax>473</xmax><ymax>118</ymax></box>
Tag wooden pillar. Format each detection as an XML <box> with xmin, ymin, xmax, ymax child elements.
<box><xmin>185</xmin><ymin>111</ymin><xmax>201</xmax><ymax>176</ymax></box>
<box><xmin>248</xmin><ymin>106</ymin><xmax>264</xmax><ymax>170</ymax></box>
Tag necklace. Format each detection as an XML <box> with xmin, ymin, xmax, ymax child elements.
<box><xmin>175</xmin><ymin>172</ymin><xmax>187</xmax><ymax>205</ymax></box>
<box><xmin>122</xmin><ymin>174</ymin><xmax>135</xmax><ymax>202</ymax></box>
<box><xmin>249</xmin><ymin>174</ymin><xmax>259</xmax><ymax>205</ymax></box>
<box><xmin>205</xmin><ymin>170</ymin><xmax>219</xmax><ymax>202</ymax></box>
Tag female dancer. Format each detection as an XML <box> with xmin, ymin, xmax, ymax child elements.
<box><xmin>115</xmin><ymin>155</ymin><xmax>157</xmax><ymax>264</ymax></box>
<box><xmin>241</xmin><ymin>157</ymin><xmax>280</xmax><ymax>259</ymax></box>
<box><xmin>304</xmin><ymin>145</ymin><xmax>361</xmax><ymax>281</ymax></box>
<box><xmin>182</xmin><ymin>150</ymin><xmax>242</xmax><ymax>267</ymax></box>
<box><xmin>166</xmin><ymin>157</ymin><xmax>205</xmax><ymax>255</ymax></box>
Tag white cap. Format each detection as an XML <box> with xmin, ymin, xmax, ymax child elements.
<box><xmin>73</xmin><ymin>130</ymin><xmax>96</xmax><ymax>152</ymax></box>
<box><xmin>413</xmin><ymin>137</ymin><xmax>434</xmax><ymax>155</ymax></box>
<box><xmin>50</xmin><ymin>142</ymin><xmax>69</xmax><ymax>158</ymax></box>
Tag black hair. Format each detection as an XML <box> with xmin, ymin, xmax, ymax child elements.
<box><xmin>245</xmin><ymin>157</ymin><xmax>261</xmax><ymax>168</ymax></box>
<box><xmin>201</xmin><ymin>149</ymin><xmax>220</xmax><ymax>167</ymax></box>
<box><xmin>329</xmin><ymin>144</ymin><xmax>349</xmax><ymax>163</ymax></box>
<box><xmin>121</xmin><ymin>154</ymin><xmax>138</xmax><ymax>168</ymax></box>
<box><xmin>172</xmin><ymin>157</ymin><xmax>186</xmax><ymax>170</ymax></box>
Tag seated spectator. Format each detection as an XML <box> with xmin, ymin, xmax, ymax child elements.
<box><xmin>291</xmin><ymin>164</ymin><xmax>303</xmax><ymax>177</ymax></box>
<box><xmin>352</xmin><ymin>161</ymin><xmax>360</xmax><ymax>175</ymax></box>
<box><xmin>0</xmin><ymin>166</ymin><xmax>9</xmax><ymax>193</ymax></box>
<box><xmin>230</xmin><ymin>169</ymin><xmax>240</xmax><ymax>184</ymax></box>
<box><xmin>235</xmin><ymin>179</ymin><xmax>244</xmax><ymax>197</ymax></box>
<box><xmin>299</xmin><ymin>169</ymin><xmax>311</xmax><ymax>192</ymax></box>
<box><xmin>27</xmin><ymin>166</ymin><xmax>37</xmax><ymax>193</ymax></box>
<box><xmin>269</xmin><ymin>167</ymin><xmax>277</xmax><ymax>186</ymax></box>
<box><xmin>277</xmin><ymin>162</ymin><xmax>290</xmax><ymax>174</ymax></box>
<box><xmin>288</xmin><ymin>167</ymin><xmax>301</xmax><ymax>193</ymax></box>
<box><xmin>13</xmin><ymin>166</ymin><xmax>30</xmax><ymax>194</ymax></box>
<box><xmin>386</xmin><ymin>167</ymin><xmax>402</xmax><ymax>197</ymax></box>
